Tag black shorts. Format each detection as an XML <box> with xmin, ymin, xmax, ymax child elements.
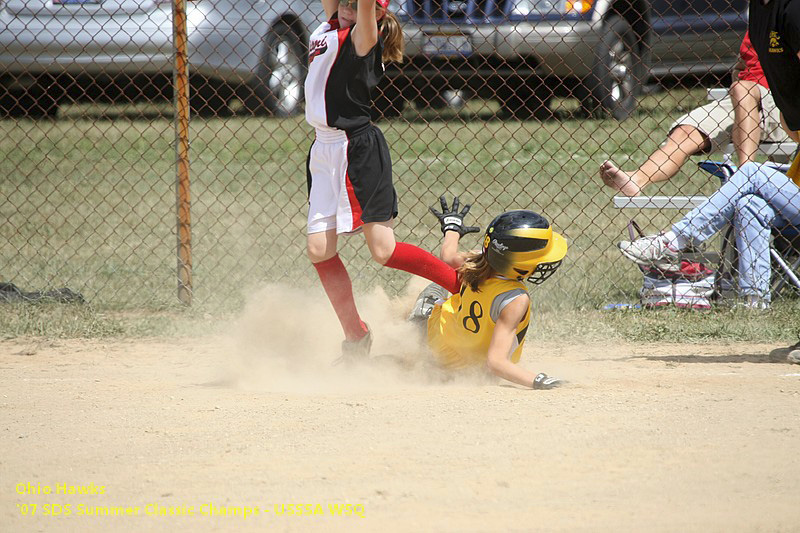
<box><xmin>306</xmin><ymin>124</ymin><xmax>398</xmax><ymax>234</ymax></box>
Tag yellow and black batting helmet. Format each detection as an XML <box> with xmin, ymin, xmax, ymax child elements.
<box><xmin>482</xmin><ymin>210</ymin><xmax>567</xmax><ymax>284</ymax></box>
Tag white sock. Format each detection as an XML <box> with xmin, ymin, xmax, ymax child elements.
<box><xmin>663</xmin><ymin>230</ymin><xmax>688</xmax><ymax>251</ymax></box>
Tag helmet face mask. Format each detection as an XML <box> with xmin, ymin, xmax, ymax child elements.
<box><xmin>482</xmin><ymin>210</ymin><xmax>567</xmax><ymax>284</ymax></box>
<box><xmin>527</xmin><ymin>259</ymin><xmax>562</xmax><ymax>285</ymax></box>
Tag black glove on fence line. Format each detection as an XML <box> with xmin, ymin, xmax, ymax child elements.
<box><xmin>429</xmin><ymin>195</ymin><xmax>481</xmax><ymax>237</ymax></box>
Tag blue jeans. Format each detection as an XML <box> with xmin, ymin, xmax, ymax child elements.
<box><xmin>672</xmin><ymin>162</ymin><xmax>800</xmax><ymax>301</ymax></box>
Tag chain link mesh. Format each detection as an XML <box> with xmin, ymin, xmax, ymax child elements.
<box><xmin>1</xmin><ymin>0</ymin><xmax>797</xmax><ymax>312</ymax></box>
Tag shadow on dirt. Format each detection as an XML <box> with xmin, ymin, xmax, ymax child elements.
<box><xmin>628</xmin><ymin>347</ymin><xmax>796</xmax><ymax>365</ymax></box>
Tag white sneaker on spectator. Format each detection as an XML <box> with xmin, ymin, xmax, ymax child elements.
<box><xmin>618</xmin><ymin>234</ymin><xmax>680</xmax><ymax>272</ymax></box>
<box><xmin>732</xmin><ymin>295</ymin><xmax>771</xmax><ymax>311</ymax></box>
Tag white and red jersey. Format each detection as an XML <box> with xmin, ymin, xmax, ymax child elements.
<box><xmin>304</xmin><ymin>16</ymin><xmax>384</xmax><ymax>132</ymax></box>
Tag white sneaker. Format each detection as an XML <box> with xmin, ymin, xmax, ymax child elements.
<box><xmin>732</xmin><ymin>295</ymin><xmax>771</xmax><ymax>311</ymax></box>
<box><xmin>618</xmin><ymin>234</ymin><xmax>680</xmax><ymax>272</ymax></box>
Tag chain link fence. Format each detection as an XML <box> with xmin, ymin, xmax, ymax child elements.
<box><xmin>1</xmin><ymin>0</ymin><xmax>798</xmax><ymax>313</ymax></box>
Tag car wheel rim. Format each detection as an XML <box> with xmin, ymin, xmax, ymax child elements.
<box><xmin>607</xmin><ymin>38</ymin><xmax>634</xmax><ymax>104</ymax></box>
<box><xmin>268</xmin><ymin>38</ymin><xmax>303</xmax><ymax>114</ymax></box>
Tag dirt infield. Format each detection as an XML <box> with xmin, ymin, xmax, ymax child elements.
<box><xmin>2</xmin><ymin>289</ymin><xmax>799</xmax><ymax>532</ymax></box>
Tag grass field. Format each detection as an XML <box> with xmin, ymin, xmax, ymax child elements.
<box><xmin>1</xmin><ymin>89</ymin><xmax>798</xmax><ymax>342</ymax></box>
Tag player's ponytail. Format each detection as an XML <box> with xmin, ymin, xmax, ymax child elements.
<box><xmin>457</xmin><ymin>251</ymin><xmax>493</xmax><ymax>292</ymax></box>
<box><xmin>380</xmin><ymin>11</ymin><xmax>404</xmax><ymax>62</ymax></box>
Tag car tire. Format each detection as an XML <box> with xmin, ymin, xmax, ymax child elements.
<box><xmin>244</xmin><ymin>22</ymin><xmax>306</xmax><ymax>116</ymax></box>
<box><xmin>580</xmin><ymin>16</ymin><xmax>642</xmax><ymax>121</ymax></box>
<box><xmin>497</xmin><ymin>75</ymin><xmax>553</xmax><ymax>120</ymax></box>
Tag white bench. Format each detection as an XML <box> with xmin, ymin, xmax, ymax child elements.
<box><xmin>612</xmin><ymin>196</ymin><xmax>707</xmax><ymax>210</ymax></box>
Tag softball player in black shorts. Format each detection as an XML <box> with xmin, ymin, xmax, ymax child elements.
<box><xmin>304</xmin><ymin>0</ymin><xmax>462</xmax><ymax>360</ymax></box>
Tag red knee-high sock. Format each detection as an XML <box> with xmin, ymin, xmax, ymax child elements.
<box><xmin>384</xmin><ymin>242</ymin><xmax>460</xmax><ymax>294</ymax></box>
<box><xmin>312</xmin><ymin>255</ymin><xmax>369</xmax><ymax>341</ymax></box>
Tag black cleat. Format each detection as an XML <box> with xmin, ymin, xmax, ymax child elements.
<box><xmin>532</xmin><ymin>373</ymin><xmax>562</xmax><ymax>390</ymax></box>
<box><xmin>333</xmin><ymin>326</ymin><xmax>373</xmax><ymax>366</ymax></box>
<box><xmin>786</xmin><ymin>339</ymin><xmax>800</xmax><ymax>365</ymax></box>
<box><xmin>768</xmin><ymin>337</ymin><xmax>800</xmax><ymax>364</ymax></box>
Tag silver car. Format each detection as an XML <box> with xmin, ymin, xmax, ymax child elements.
<box><xmin>0</xmin><ymin>0</ymin><xmax>326</xmax><ymax>117</ymax></box>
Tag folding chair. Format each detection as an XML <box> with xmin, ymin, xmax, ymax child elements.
<box><xmin>697</xmin><ymin>161</ymin><xmax>800</xmax><ymax>299</ymax></box>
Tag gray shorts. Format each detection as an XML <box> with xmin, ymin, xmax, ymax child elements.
<box><xmin>669</xmin><ymin>85</ymin><xmax>789</xmax><ymax>153</ymax></box>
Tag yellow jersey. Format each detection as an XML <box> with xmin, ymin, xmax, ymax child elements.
<box><xmin>788</xmin><ymin>147</ymin><xmax>800</xmax><ymax>186</ymax></box>
<box><xmin>426</xmin><ymin>277</ymin><xmax>530</xmax><ymax>369</ymax></box>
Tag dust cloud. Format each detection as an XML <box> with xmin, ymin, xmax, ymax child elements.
<box><xmin>223</xmin><ymin>278</ymin><xmax>486</xmax><ymax>394</ymax></box>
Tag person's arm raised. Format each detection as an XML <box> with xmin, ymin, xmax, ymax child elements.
<box><xmin>321</xmin><ymin>0</ymin><xmax>338</xmax><ymax>20</ymax></box>
<box><xmin>352</xmin><ymin>0</ymin><xmax>379</xmax><ymax>57</ymax></box>
<box><xmin>440</xmin><ymin>231</ymin><xmax>465</xmax><ymax>269</ymax></box>
<box><xmin>429</xmin><ymin>195</ymin><xmax>480</xmax><ymax>269</ymax></box>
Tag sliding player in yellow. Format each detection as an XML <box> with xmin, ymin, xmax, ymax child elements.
<box><xmin>410</xmin><ymin>196</ymin><xmax>568</xmax><ymax>389</ymax></box>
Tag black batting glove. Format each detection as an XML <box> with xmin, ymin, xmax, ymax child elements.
<box><xmin>429</xmin><ymin>195</ymin><xmax>481</xmax><ymax>237</ymax></box>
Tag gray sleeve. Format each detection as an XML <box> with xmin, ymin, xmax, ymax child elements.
<box><xmin>489</xmin><ymin>289</ymin><xmax>528</xmax><ymax>322</ymax></box>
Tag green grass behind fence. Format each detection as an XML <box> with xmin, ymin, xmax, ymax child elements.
<box><xmin>1</xmin><ymin>90</ymin><xmax>798</xmax><ymax>341</ymax></box>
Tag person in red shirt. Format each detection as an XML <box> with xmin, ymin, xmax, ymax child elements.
<box><xmin>599</xmin><ymin>32</ymin><xmax>790</xmax><ymax>197</ymax></box>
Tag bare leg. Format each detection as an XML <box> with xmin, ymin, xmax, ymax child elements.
<box><xmin>730</xmin><ymin>79</ymin><xmax>762</xmax><ymax>165</ymax></box>
<box><xmin>364</xmin><ymin>219</ymin><xmax>460</xmax><ymax>293</ymax></box>
<box><xmin>600</xmin><ymin>125</ymin><xmax>710</xmax><ymax>196</ymax></box>
<box><xmin>307</xmin><ymin>229</ymin><xmax>339</xmax><ymax>263</ymax></box>
<box><xmin>362</xmin><ymin>220</ymin><xmax>396</xmax><ymax>265</ymax></box>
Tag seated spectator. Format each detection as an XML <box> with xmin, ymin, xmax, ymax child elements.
<box><xmin>600</xmin><ymin>32</ymin><xmax>790</xmax><ymax>197</ymax></box>
<box><xmin>617</xmin><ymin>163</ymin><xmax>800</xmax><ymax>309</ymax></box>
